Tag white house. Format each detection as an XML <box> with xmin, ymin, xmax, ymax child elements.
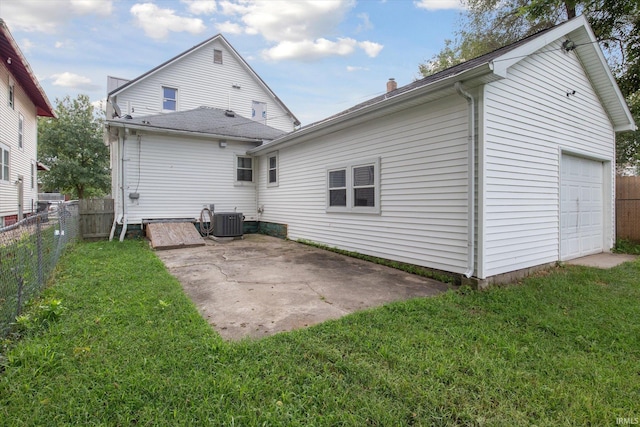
<box><xmin>249</xmin><ymin>15</ymin><xmax>635</xmax><ymax>286</ymax></box>
<box><xmin>106</xmin><ymin>34</ymin><xmax>299</xmax><ymax>238</ymax></box>
<box><xmin>0</xmin><ymin>19</ymin><xmax>55</xmax><ymax>227</ymax></box>
<box><xmin>108</xmin><ymin>17</ymin><xmax>635</xmax><ymax>285</ymax></box>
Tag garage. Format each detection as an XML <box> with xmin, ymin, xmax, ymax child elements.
<box><xmin>560</xmin><ymin>154</ymin><xmax>604</xmax><ymax>260</ymax></box>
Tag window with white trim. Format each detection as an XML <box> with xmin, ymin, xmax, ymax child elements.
<box><xmin>214</xmin><ymin>49</ymin><xmax>223</xmax><ymax>64</ymax></box>
<box><xmin>267</xmin><ymin>152</ymin><xmax>278</xmax><ymax>186</ymax></box>
<box><xmin>327</xmin><ymin>158</ymin><xmax>380</xmax><ymax>213</ymax></box>
<box><xmin>8</xmin><ymin>82</ymin><xmax>14</xmax><ymax>109</ymax></box>
<box><xmin>236</xmin><ymin>156</ymin><xmax>253</xmax><ymax>183</ymax></box>
<box><xmin>0</xmin><ymin>143</ymin><xmax>9</xmax><ymax>182</ymax></box>
<box><xmin>162</xmin><ymin>86</ymin><xmax>177</xmax><ymax>111</ymax></box>
<box><xmin>18</xmin><ymin>113</ymin><xmax>24</xmax><ymax>149</ymax></box>
<box><xmin>31</xmin><ymin>160</ymin><xmax>35</xmax><ymax>189</ymax></box>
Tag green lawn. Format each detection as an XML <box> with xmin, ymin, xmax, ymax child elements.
<box><xmin>1</xmin><ymin>240</ymin><xmax>639</xmax><ymax>426</ymax></box>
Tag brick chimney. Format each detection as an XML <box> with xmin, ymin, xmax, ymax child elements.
<box><xmin>386</xmin><ymin>78</ymin><xmax>397</xmax><ymax>93</ymax></box>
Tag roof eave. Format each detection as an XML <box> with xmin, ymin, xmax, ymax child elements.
<box><xmin>0</xmin><ymin>19</ymin><xmax>55</xmax><ymax>118</ymax></box>
<box><xmin>106</xmin><ymin>120</ymin><xmax>265</xmax><ymax>143</ymax></box>
<box><xmin>249</xmin><ymin>63</ymin><xmax>494</xmax><ymax>155</ymax></box>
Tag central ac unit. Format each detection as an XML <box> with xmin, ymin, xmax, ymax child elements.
<box><xmin>213</xmin><ymin>212</ymin><xmax>243</xmax><ymax>237</ymax></box>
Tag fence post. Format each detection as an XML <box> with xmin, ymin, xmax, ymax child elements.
<box><xmin>37</xmin><ymin>214</ymin><xmax>43</xmax><ymax>288</ymax></box>
<box><xmin>15</xmin><ymin>275</ymin><xmax>24</xmax><ymax>317</ymax></box>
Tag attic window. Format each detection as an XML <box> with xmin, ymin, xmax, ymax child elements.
<box><xmin>214</xmin><ymin>49</ymin><xmax>223</xmax><ymax>64</ymax></box>
<box><xmin>162</xmin><ymin>86</ymin><xmax>177</xmax><ymax>111</ymax></box>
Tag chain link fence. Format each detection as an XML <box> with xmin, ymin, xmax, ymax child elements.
<box><xmin>0</xmin><ymin>201</ymin><xmax>79</xmax><ymax>338</ymax></box>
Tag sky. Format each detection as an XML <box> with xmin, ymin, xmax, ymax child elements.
<box><xmin>0</xmin><ymin>0</ymin><xmax>466</xmax><ymax>125</ymax></box>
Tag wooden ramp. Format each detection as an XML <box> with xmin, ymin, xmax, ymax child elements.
<box><xmin>146</xmin><ymin>222</ymin><xmax>205</xmax><ymax>250</ymax></box>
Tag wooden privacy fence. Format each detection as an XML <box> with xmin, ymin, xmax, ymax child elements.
<box><xmin>616</xmin><ymin>176</ymin><xmax>640</xmax><ymax>243</ymax></box>
<box><xmin>79</xmin><ymin>198</ymin><xmax>114</xmax><ymax>240</ymax></box>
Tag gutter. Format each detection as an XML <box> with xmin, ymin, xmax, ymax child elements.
<box><xmin>106</xmin><ymin>121</ymin><xmax>266</xmax><ymax>143</ymax></box>
<box><xmin>455</xmin><ymin>82</ymin><xmax>476</xmax><ymax>279</ymax></box>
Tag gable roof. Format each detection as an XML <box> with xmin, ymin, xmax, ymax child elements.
<box><xmin>0</xmin><ymin>19</ymin><xmax>54</xmax><ymax>118</ymax></box>
<box><xmin>108</xmin><ymin>33</ymin><xmax>300</xmax><ymax>126</ymax></box>
<box><xmin>251</xmin><ymin>15</ymin><xmax>635</xmax><ymax>154</ymax></box>
<box><xmin>107</xmin><ymin>106</ymin><xmax>286</xmax><ymax>142</ymax></box>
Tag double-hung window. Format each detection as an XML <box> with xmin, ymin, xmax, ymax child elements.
<box><xmin>8</xmin><ymin>82</ymin><xmax>14</xmax><ymax>109</ymax></box>
<box><xmin>162</xmin><ymin>86</ymin><xmax>177</xmax><ymax>111</ymax></box>
<box><xmin>327</xmin><ymin>158</ymin><xmax>380</xmax><ymax>213</ymax></box>
<box><xmin>0</xmin><ymin>143</ymin><xmax>9</xmax><ymax>182</ymax></box>
<box><xmin>18</xmin><ymin>114</ymin><xmax>24</xmax><ymax>149</ymax></box>
<box><xmin>236</xmin><ymin>156</ymin><xmax>253</xmax><ymax>183</ymax></box>
<box><xmin>214</xmin><ymin>49</ymin><xmax>223</xmax><ymax>64</ymax></box>
<box><xmin>267</xmin><ymin>152</ymin><xmax>278</xmax><ymax>186</ymax></box>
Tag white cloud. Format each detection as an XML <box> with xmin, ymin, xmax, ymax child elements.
<box><xmin>220</xmin><ymin>0</ymin><xmax>383</xmax><ymax>61</ymax></box>
<box><xmin>1</xmin><ymin>0</ymin><xmax>113</xmax><ymax>33</ymax></box>
<box><xmin>215</xmin><ymin>21</ymin><xmax>244</xmax><ymax>34</ymax></box>
<box><xmin>51</xmin><ymin>72</ymin><xmax>99</xmax><ymax>90</ymax></box>
<box><xmin>70</xmin><ymin>0</ymin><xmax>113</xmax><ymax>16</ymax></box>
<box><xmin>356</xmin><ymin>13</ymin><xmax>373</xmax><ymax>33</ymax></box>
<box><xmin>263</xmin><ymin>38</ymin><xmax>356</xmax><ymax>61</ymax></box>
<box><xmin>130</xmin><ymin>3</ymin><xmax>207</xmax><ymax>39</ymax></box>
<box><xmin>181</xmin><ymin>0</ymin><xmax>217</xmax><ymax>15</ymax></box>
<box><xmin>55</xmin><ymin>41</ymin><xmax>64</xmax><ymax>49</ymax></box>
<box><xmin>358</xmin><ymin>41</ymin><xmax>383</xmax><ymax>57</ymax></box>
<box><xmin>414</xmin><ymin>0</ymin><xmax>465</xmax><ymax>11</ymax></box>
<box><xmin>20</xmin><ymin>38</ymin><xmax>35</xmax><ymax>53</ymax></box>
<box><xmin>346</xmin><ymin>65</ymin><xmax>369</xmax><ymax>72</ymax></box>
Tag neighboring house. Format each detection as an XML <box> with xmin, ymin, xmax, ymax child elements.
<box><xmin>0</xmin><ymin>19</ymin><xmax>55</xmax><ymax>227</ymax></box>
<box><xmin>249</xmin><ymin>15</ymin><xmax>635</xmax><ymax>286</ymax></box>
<box><xmin>108</xmin><ymin>16</ymin><xmax>635</xmax><ymax>286</ymax></box>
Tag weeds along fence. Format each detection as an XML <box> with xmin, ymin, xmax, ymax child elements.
<box><xmin>0</xmin><ymin>202</ymin><xmax>79</xmax><ymax>338</ymax></box>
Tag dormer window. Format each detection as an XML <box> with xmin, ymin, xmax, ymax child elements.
<box><xmin>214</xmin><ymin>49</ymin><xmax>223</xmax><ymax>64</ymax></box>
<box><xmin>162</xmin><ymin>86</ymin><xmax>177</xmax><ymax>111</ymax></box>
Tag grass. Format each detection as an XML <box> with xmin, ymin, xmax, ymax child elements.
<box><xmin>1</xmin><ymin>240</ymin><xmax>639</xmax><ymax>425</ymax></box>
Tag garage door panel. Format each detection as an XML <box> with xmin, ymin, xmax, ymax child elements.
<box><xmin>561</xmin><ymin>155</ymin><xmax>604</xmax><ymax>261</ymax></box>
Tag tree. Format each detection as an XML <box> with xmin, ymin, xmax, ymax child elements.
<box><xmin>38</xmin><ymin>94</ymin><xmax>110</xmax><ymax>199</ymax></box>
<box><xmin>419</xmin><ymin>0</ymin><xmax>639</xmax><ymax>170</ymax></box>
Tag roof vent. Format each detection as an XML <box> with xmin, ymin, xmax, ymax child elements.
<box><xmin>225</xmin><ymin>110</ymin><xmax>235</xmax><ymax>117</ymax></box>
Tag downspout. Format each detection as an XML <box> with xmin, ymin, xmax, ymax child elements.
<box><xmin>119</xmin><ymin>129</ymin><xmax>128</xmax><ymax>242</ymax></box>
<box><xmin>109</xmin><ymin>127</ymin><xmax>122</xmax><ymax>241</ymax></box>
<box><xmin>455</xmin><ymin>82</ymin><xmax>475</xmax><ymax>278</ymax></box>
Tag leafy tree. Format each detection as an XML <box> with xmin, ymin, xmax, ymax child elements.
<box><xmin>38</xmin><ymin>95</ymin><xmax>110</xmax><ymax>199</ymax></box>
<box><xmin>419</xmin><ymin>0</ymin><xmax>639</xmax><ymax>171</ymax></box>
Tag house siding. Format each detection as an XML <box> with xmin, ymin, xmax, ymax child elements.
<box><xmin>116</xmin><ymin>132</ymin><xmax>258</xmax><ymax>224</ymax></box>
<box><xmin>112</xmin><ymin>39</ymin><xmax>295</xmax><ymax>133</ymax></box>
<box><xmin>481</xmin><ymin>40</ymin><xmax>615</xmax><ymax>278</ymax></box>
<box><xmin>257</xmin><ymin>95</ymin><xmax>471</xmax><ymax>274</ymax></box>
<box><xmin>0</xmin><ymin>61</ymin><xmax>39</xmax><ymax>220</ymax></box>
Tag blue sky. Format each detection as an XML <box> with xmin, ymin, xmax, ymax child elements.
<box><xmin>0</xmin><ymin>0</ymin><xmax>465</xmax><ymax>125</ymax></box>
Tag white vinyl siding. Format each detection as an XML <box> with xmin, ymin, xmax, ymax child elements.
<box><xmin>0</xmin><ymin>61</ymin><xmax>39</xmax><ymax>217</ymax></box>
<box><xmin>258</xmin><ymin>95</ymin><xmax>471</xmax><ymax>274</ymax></box>
<box><xmin>115</xmin><ymin>133</ymin><xmax>259</xmax><ymax>224</ymax></box>
<box><xmin>113</xmin><ymin>39</ymin><xmax>295</xmax><ymax>132</ymax></box>
<box><xmin>481</xmin><ymin>40</ymin><xmax>614</xmax><ymax>278</ymax></box>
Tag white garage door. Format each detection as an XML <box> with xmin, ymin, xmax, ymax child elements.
<box><xmin>561</xmin><ymin>154</ymin><xmax>604</xmax><ymax>260</ymax></box>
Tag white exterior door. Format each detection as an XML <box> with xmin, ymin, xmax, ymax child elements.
<box><xmin>560</xmin><ymin>154</ymin><xmax>604</xmax><ymax>260</ymax></box>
